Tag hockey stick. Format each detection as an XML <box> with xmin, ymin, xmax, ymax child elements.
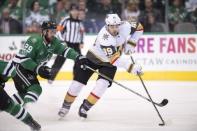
<box><xmin>130</xmin><ymin>56</ymin><xmax>166</xmax><ymax>126</ymax></box>
<box><xmin>84</xmin><ymin>65</ymin><xmax>168</xmax><ymax>107</ymax></box>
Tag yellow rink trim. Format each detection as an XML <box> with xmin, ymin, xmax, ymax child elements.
<box><xmin>38</xmin><ymin>71</ymin><xmax>197</xmax><ymax>81</ymax></box>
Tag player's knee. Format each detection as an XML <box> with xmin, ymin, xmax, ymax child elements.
<box><xmin>68</xmin><ymin>80</ymin><xmax>84</xmax><ymax>96</ymax></box>
<box><xmin>63</xmin><ymin>80</ymin><xmax>84</xmax><ymax>103</ymax></box>
<box><xmin>29</xmin><ymin>84</ymin><xmax>42</xmax><ymax>95</ymax></box>
<box><xmin>92</xmin><ymin>79</ymin><xmax>109</xmax><ymax>97</ymax></box>
<box><xmin>24</xmin><ymin>84</ymin><xmax>42</xmax><ymax>103</ymax></box>
<box><xmin>97</xmin><ymin>79</ymin><xmax>110</xmax><ymax>88</ymax></box>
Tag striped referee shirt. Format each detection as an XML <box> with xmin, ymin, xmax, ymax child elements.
<box><xmin>56</xmin><ymin>15</ymin><xmax>84</xmax><ymax>44</ymax></box>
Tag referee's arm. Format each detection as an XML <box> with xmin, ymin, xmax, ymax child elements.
<box><xmin>56</xmin><ymin>17</ymin><xmax>67</xmax><ymax>41</ymax></box>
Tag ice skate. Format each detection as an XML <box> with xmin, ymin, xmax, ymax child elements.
<box><xmin>25</xmin><ymin>117</ymin><xmax>41</xmax><ymax>131</ymax></box>
<box><xmin>58</xmin><ymin>101</ymin><xmax>71</xmax><ymax>118</ymax></box>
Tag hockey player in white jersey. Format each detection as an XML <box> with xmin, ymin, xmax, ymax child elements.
<box><xmin>58</xmin><ymin>14</ymin><xmax>144</xmax><ymax>118</ymax></box>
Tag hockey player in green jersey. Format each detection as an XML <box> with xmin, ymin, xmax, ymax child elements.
<box><xmin>9</xmin><ymin>21</ymin><xmax>88</xmax><ymax>107</ymax></box>
<box><xmin>0</xmin><ymin>60</ymin><xmax>41</xmax><ymax>131</ymax></box>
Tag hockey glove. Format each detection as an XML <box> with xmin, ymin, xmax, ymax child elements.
<box><xmin>75</xmin><ymin>55</ymin><xmax>88</xmax><ymax>70</ymax></box>
<box><xmin>0</xmin><ymin>82</ymin><xmax>5</xmax><ymax>88</ymax></box>
<box><xmin>0</xmin><ymin>75</ymin><xmax>6</xmax><ymax>88</ymax></box>
<box><xmin>36</xmin><ymin>65</ymin><xmax>52</xmax><ymax>79</ymax></box>
<box><xmin>131</xmin><ymin>64</ymin><xmax>143</xmax><ymax>76</ymax></box>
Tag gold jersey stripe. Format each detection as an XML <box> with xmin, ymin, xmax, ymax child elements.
<box><xmin>109</xmin><ymin>51</ymin><xmax>121</xmax><ymax>64</ymax></box>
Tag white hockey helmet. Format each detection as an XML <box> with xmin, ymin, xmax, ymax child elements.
<box><xmin>105</xmin><ymin>14</ymin><xmax>121</xmax><ymax>26</ymax></box>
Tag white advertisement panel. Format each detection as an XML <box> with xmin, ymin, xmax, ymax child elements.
<box><xmin>0</xmin><ymin>36</ymin><xmax>28</xmax><ymax>61</ymax></box>
<box><xmin>133</xmin><ymin>34</ymin><xmax>197</xmax><ymax>71</ymax></box>
<box><xmin>0</xmin><ymin>34</ymin><xmax>196</xmax><ymax>71</ymax></box>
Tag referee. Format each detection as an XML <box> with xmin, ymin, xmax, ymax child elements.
<box><xmin>49</xmin><ymin>3</ymin><xmax>85</xmax><ymax>83</ymax></box>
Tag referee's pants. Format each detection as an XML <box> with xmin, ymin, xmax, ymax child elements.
<box><xmin>49</xmin><ymin>42</ymin><xmax>81</xmax><ymax>81</ymax></box>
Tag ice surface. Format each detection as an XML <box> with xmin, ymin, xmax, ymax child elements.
<box><xmin>0</xmin><ymin>81</ymin><xmax>197</xmax><ymax>131</ymax></box>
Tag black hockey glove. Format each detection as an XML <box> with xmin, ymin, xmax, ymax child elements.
<box><xmin>0</xmin><ymin>75</ymin><xmax>6</xmax><ymax>88</ymax></box>
<box><xmin>75</xmin><ymin>55</ymin><xmax>88</xmax><ymax>70</ymax></box>
<box><xmin>0</xmin><ymin>82</ymin><xmax>5</xmax><ymax>88</ymax></box>
<box><xmin>36</xmin><ymin>65</ymin><xmax>52</xmax><ymax>79</ymax></box>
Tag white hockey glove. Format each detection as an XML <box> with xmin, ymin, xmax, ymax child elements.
<box><xmin>131</xmin><ymin>64</ymin><xmax>143</xmax><ymax>75</ymax></box>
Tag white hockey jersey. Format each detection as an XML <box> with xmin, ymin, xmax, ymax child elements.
<box><xmin>87</xmin><ymin>21</ymin><xmax>143</xmax><ymax>72</ymax></box>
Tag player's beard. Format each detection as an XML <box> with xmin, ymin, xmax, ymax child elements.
<box><xmin>45</xmin><ymin>31</ymin><xmax>54</xmax><ymax>43</ymax></box>
<box><xmin>108</xmin><ymin>28</ymin><xmax>118</xmax><ymax>36</ymax></box>
<box><xmin>111</xmin><ymin>31</ymin><xmax>118</xmax><ymax>36</ymax></box>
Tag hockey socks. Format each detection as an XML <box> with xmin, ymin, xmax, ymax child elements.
<box><xmin>12</xmin><ymin>92</ymin><xmax>24</xmax><ymax>105</ymax></box>
<box><xmin>64</xmin><ymin>80</ymin><xmax>84</xmax><ymax>103</ymax></box>
<box><xmin>23</xmin><ymin>85</ymin><xmax>42</xmax><ymax>105</ymax></box>
<box><xmin>64</xmin><ymin>92</ymin><xmax>77</xmax><ymax>103</ymax></box>
<box><xmin>5</xmin><ymin>100</ymin><xmax>41</xmax><ymax>130</ymax></box>
<box><xmin>87</xmin><ymin>92</ymin><xmax>100</xmax><ymax>105</ymax></box>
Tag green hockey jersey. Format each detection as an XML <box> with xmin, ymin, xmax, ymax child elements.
<box><xmin>13</xmin><ymin>34</ymin><xmax>78</xmax><ymax>71</ymax></box>
<box><xmin>0</xmin><ymin>60</ymin><xmax>15</xmax><ymax>82</ymax></box>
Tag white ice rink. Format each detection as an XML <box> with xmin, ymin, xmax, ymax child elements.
<box><xmin>0</xmin><ymin>80</ymin><xmax>197</xmax><ymax>131</ymax></box>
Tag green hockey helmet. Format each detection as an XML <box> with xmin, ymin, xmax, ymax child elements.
<box><xmin>41</xmin><ymin>21</ymin><xmax>57</xmax><ymax>30</ymax></box>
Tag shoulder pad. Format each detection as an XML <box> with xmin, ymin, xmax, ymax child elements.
<box><xmin>136</xmin><ymin>23</ymin><xmax>144</xmax><ymax>31</ymax></box>
<box><xmin>130</xmin><ymin>22</ymin><xmax>144</xmax><ymax>34</ymax></box>
<box><xmin>28</xmin><ymin>35</ymin><xmax>41</xmax><ymax>44</ymax></box>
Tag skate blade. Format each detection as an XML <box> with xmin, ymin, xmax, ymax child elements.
<box><xmin>58</xmin><ymin>116</ymin><xmax>65</xmax><ymax>121</ymax></box>
<box><xmin>79</xmin><ymin>116</ymin><xmax>87</xmax><ymax>121</ymax></box>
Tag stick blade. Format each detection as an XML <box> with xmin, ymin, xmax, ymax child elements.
<box><xmin>159</xmin><ymin>123</ymin><xmax>165</xmax><ymax>126</ymax></box>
